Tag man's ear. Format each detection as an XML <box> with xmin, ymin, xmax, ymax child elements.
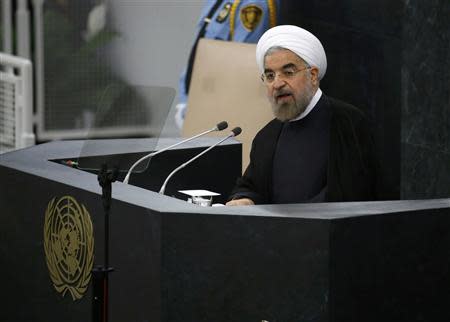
<box><xmin>310</xmin><ymin>66</ymin><xmax>320</xmax><ymax>86</ymax></box>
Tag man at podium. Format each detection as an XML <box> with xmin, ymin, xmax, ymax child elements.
<box><xmin>227</xmin><ymin>25</ymin><xmax>379</xmax><ymax>205</ymax></box>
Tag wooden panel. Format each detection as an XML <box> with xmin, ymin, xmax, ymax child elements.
<box><xmin>183</xmin><ymin>39</ymin><xmax>274</xmax><ymax>172</ymax></box>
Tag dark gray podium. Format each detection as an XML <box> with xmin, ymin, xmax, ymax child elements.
<box><xmin>0</xmin><ymin>139</ymin><xmax>449</xmax><ymax>322</ymax></box>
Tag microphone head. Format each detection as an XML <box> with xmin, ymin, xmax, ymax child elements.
<box><xmin>231</xmin><ymin>127</ymin><xmax>242</xmax><ymax>137</ymax></box>
<box><xmin>215</xmin><ymin>121</ymin><xmax>228</xmax><ymax>131</ymax></box>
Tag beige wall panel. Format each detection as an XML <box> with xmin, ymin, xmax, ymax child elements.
<box><xmin>183</xmin><ymin>39</ymin><xmax>274</xmax><ymax>172</ymax></box>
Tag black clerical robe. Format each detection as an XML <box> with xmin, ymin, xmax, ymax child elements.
<box><xmin>229</xmin><ymin>95</ymin><xmax>379</xmax><ymax>204</ymax></box>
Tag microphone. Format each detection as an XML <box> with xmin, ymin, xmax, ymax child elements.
<box><xmin>159</xmin><ymin>126</ymin><xmax>242</xmax><ymax>195</ymax></box>
<box><xmin>123</xmin><ymin>121</ymin><xmax>228</xmax><ymax>184</ymax></box>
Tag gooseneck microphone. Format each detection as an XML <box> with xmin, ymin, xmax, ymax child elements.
<box><xmin>123</xmin><ymin>121</ymin><xmax>228</xmax><ymax>184</ymax></box>
<box><xmin>159</xmin><ymin>127</ymin><xmax>242</xmax><ymax>195</ymax></box>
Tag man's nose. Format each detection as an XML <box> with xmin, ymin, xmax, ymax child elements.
<box><xmin>272</xmin><ymin>76</ymin><xmax>287</xmax><ymax>89</ymax></box>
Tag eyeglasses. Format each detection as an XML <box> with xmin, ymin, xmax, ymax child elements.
<box><xmin>261</xmin><ymin>66</ymin><xmax>310</xmax><ymax>84</ymax></box>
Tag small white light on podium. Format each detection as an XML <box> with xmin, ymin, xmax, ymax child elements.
<box><xmin>179</xmin><ymin>189</ymin><xmax>220</xmax><ymax>207</ymax></box>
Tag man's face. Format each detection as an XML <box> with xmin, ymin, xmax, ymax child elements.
<box><xmin>263</xmin><ymin>49</ymin><xmax>319</xmax><ymax>121</ymax></box>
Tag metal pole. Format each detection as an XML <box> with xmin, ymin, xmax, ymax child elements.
<box><xmin>32</xmin><ymin>0</ymin><xmax>45</xmax><ymax>120</ymax></box>
<box><xmin>1</xmin><ymin>0</ymin><xmax>13</xmax><ymax>53</ymax></box>
<box><xmin>16</xmin><ymin>0</ymin><xmax>31</xmax><ymax>59</ymax></box>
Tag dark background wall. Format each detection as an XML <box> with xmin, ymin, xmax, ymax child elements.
<box><xmin>401</xmin><ymin>0</ymin><xmax>450</xmax><ymax>199</ymax></box>
<box><xmin>280</xmin><ymin>0</ymin><xmax>449</xmax><ymax>200</ymax></box>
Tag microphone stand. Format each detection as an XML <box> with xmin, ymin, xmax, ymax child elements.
<box><xmin>90</xmin><ymin>122</ymin><xmax>227</xmax><ymax>321</ymax></box>
<box><xmin>159</xmin><ymin>127</ymin><xmax>241</xmax><ymax>195</ymax></box>
<box><xmin>123</xmin><ymin>121</ymin><xmax>228</xmax><ymax>184</ymax></box>
<box><xmin>92</xmin><ymin>163</ymin><xmax>118</xmax><ymax>322</ymax></box>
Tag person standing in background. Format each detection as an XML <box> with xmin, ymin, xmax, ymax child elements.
<box><xmin>175</xmin><ymin>0</ymin><xmax>280</xmax><ymax>128</ymax></box>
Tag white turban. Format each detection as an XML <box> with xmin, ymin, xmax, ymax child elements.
<box><xmin>256</xmin><ymin>25</ymin><xmax>327</xmax><ymax>80</ymax></box>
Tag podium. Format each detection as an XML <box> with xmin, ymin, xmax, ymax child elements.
<box><xmin>0</xmin><ymin>139</ymin><xmax>449</xmax><ymax>322</ymax></box>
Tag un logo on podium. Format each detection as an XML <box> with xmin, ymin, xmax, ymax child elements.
<box><xmin>43</xmin><ymin>196</ymin><xmax>94</xmax><ymax>301</ymax></box>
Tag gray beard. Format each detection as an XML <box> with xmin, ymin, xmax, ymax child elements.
<box><xmin>272</xmin><ymin>84</ymin><xmax>315</xmax><ymax>122</ymax></box>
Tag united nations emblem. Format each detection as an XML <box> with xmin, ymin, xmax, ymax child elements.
<box><xmin>43</xmin><ymin>196</ymin><xmax>94</xmax><ymax>301</ymax></box>
<box><xmin>240</xmin><ymin>5</ymin><xmax>263</xmax><ymax>32</ymax></box>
